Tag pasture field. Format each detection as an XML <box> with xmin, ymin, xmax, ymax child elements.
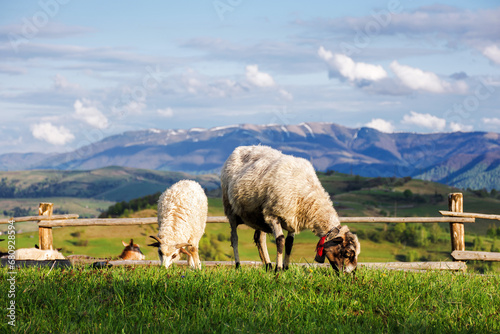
<box><xmin>1</xmin><ymin>265</ymin><xmax>499</xmax><ymax>333</ymax></box>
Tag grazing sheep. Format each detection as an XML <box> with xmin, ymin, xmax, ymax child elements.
<box><xmin>221</xmin><ymin>145</ymin><xmax>360</xmax><ymax>273</ymax></box>
<box><xmin>149</xmin><ymin>180</ymin><xmax>208</xmax><ymax>269</ymax></box>
<box><xmin>13</xmin><ymin>247</ymin><xmax>65</xmax><ymax>260</ymax></box>
<box><xmin>118</xmin><ymin>239</ymin><xmax>145</xmax><ymax>260</ymax></box>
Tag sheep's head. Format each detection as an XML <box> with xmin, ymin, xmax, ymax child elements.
<box><xmin>315</xmin><ymin>225</ymin><xmax>360</xmax><ymax>273</ymax></box>
<box><xmin>119</xmin><ymin>239</ymin><xmax>145</xmax><ymax>260</ymax></box>
<box><xmin>148</xmin><ymin>235</ymin><xmax>192</xmax><ymax>269</ymax></box>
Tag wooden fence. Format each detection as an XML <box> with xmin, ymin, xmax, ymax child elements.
<box><xmin>2</xmin><ymin>192</ymin><xmax>500</xmax><ymax>269</ymax></box>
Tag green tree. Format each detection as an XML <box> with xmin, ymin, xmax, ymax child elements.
<box><xmin>403</xmin><ymin>189</ymin><xmax>413</xmax><ymax>199</ymax></box>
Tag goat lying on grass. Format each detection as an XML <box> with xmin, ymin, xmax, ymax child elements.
<box><xmin>66</xmin><ymin>239</ymin><xmax>146</xmax><ymax>266</ymax></box>
<box><xmin>119</xmin><ymin>239</ymin><xmax>145</xmax><ymax>260</ymax></box>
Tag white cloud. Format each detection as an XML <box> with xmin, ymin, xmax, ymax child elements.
<box><xmin>483</xmin><ymin>45</ymin><xmax>500</xmax><ymax>65</ymax></box>
<box><xmin>31</xmin><ymin>122</ymin><xmax>74</xmax><ymax>145</ymax></box>
<box><xmin>53</xmin><ymin>74</ymin><xmax>80</xmax><ymax>91</ymax></box>
<box><xmin>365</xmin><ymin>119</ymin><xmax>394</xmax><ymax>133</ymax></box>
<box><xmin>390</xmin><ymin>61</ymin><xmax>449</xmax><ymax>93</ymax></box>
<box><xmin>74</xmin><ymin>99</ymin><xmax>108</xmax><ymax>129</ymax></box>
<box><xmin>402</xmin><ymin>111</ymin><xmax>446</xmax><ymax>131</ymax></box>
<box><xmin>245</xmin><ymin>65</ymin><xmax>275</xmax><ymax>87</ymax></box>
<box><xmin>279</xmin><ymin>89</ymin><xmax>293</xmax><ymax>100</ymax></box>
<box><xmin>449</xmin><ymin>122</ymin><xmax>473</xmax><ymax>132</ymax></box>
<box><xmin>389</xmin><ymin>61</ymin><xmax>468</xmax><ymax>94</ymax></box>
<box><xmin>157</xmin><ymin>107</ymin><xmax>174</xmax><ymax>117</ymax></box>
<box><xmin>318</xmin><ymin>46</ymin><xmax>387</xmax><ymax>83</ymax></box>
<box><xmin>482</xmin><ymin>117</ymin><xmax>500</xmax><ymax>127</ymax></box>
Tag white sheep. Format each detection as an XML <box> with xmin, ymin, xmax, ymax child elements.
<box><xmin>149</xmin><ymin>180</ymin><xmax>208</xmax><ymax>269</ymax></box>
<box><xmin>13</xmin><ymin>248</ymin><xmax>65</xmax><ymax>260</ymax></box>
<box><xmin>221</xmin><ymin>145</ymin><xmax>360</xmax><ymax>273</ymax></box>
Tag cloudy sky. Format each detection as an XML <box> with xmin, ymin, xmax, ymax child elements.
<box><xmin>1</xmin><ymin>1</ymin><xmax>499</xmax><ymax>154</ymax></box>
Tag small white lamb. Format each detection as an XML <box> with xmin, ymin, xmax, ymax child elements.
<box><xmin>14</xmin><ymin>248</ymin><xmax>65</xmax><ymax>260</ymax></box>
<box><xmin>149</xmin><ymin>180</ymin><xmax>208</xmax><ymax>269</ymax></box>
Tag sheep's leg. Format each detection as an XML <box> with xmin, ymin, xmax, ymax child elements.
<box><xmin>266</xmin><ymin>216</ymin><xmax>285</xmax><ymax>272</ymax></box>
<box><xmin>284</xmin><ymin>232</ymin><xmax>295</xmax><ymax>270</ymax></box>
<box><xmin>229</xmin><ymin>215</ymin><xmax>241</xmax><ymax>269</ymax></box>
<box><xmin>253</xmin><ymin>230</ymin><xmax>272</xmax><ymax>271</ymax></box>
<box><xmin>188</xmin><ymin>246</ymin><xmax>201</xmax><ymax>270</ymax></box>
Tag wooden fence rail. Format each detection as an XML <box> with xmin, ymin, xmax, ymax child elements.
<box><xmin>37</xmin><ymin>215</ymin><xmax>474</xmax><ymax>228</ymax></box>
<box><xmin>0</xmin><ymin>214</ymin><xmax>79</xmax><ymax>224</ymax></box>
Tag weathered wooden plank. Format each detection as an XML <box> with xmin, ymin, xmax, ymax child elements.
<box><xmin>0</xmin><ymin>214</ymin><xmax>79</xmax><ymax>224</ymax></box>
<box><xmin>440</xmin><ymin>211</ymin><xmax>500</xmax><ymax>221</ymax></box>
<box><xmin>108</xmin><ymin>260</ymin><xmax>162</xmax><ymax>266</ymax></box>
<box><xmin>358</xmin><ymin>261</ymin><xmax>467</xmax><ymax>271</ymax></box>
<box><xmin>99</xmin><ymin>260</ymin><xmax>466</xmax><ymax>271</ymax></box>
<box><xmin>38</xmin><ymin>217</ymin><xmax>158</xmax><ymax>227</ymax></box>
<box><xmin>0</xmin><ymin>258</ymin><xmax>71</xmax><ymax>268</ymax></box>
<box><xmin>208</xmin><ymin>216</ymin><xmax>475</xmax><ymax>224</ymax></box>
<box><xmin>451</xmin><ymin>251</ymin><xmax>500</xmax><ymax>262</ymax></box>
<box><xmin>38</xmin><ymin>215</ymin><xmax>474</xmax><ymax>227</ymax></box>
<box><xmin>339</xmin><ymin>217</ymin><xmax>475</xmax><ymax>224</ymax></box>
<box><xmin>207</xmin><ymin>216</ymin><xmax>229</xmax><ymax>223</ymax></box>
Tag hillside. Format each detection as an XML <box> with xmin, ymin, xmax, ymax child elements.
<box><xmin>1</xmin><ymin>122</ymin><xmax>499</xmax><ymax>190</ymax></box>
<box><xmin>0</xmin><ymin>166</ymin><xmax>219</xmax><ymax>202</ymax></box>
<box><xmin>102</xmin><ymin>171</ymin><xmax>500</xmax><ymax>234</ymax></box>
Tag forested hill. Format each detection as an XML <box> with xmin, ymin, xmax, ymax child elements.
<box><xmin>0</xmin><ymin>166</ymin><xmax>219</xmax><ymax>202</ymax></box>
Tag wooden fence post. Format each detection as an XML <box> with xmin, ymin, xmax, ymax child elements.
<box><xmin>38</xmin><ymin>203</ymin><xmax>54</xmax><ymax>250</ymax></box>
<box><xmin>449</xmin><ymin>193</ymin><xmax>465</xmax><ymax>252</ymax></box>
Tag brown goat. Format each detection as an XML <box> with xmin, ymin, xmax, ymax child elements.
<box><xmin>118</xmin><ymin>239</ymin><xmax>145</xmax><ymax>260</ymax></box>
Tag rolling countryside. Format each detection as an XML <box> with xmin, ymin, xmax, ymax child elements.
<box><xmin>3</xmin><ymin>168</ymin><xmax>499</xmax><ymax>272</ymax></box>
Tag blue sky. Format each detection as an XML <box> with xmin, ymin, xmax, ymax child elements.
<box><xmin>0</xmin><ymin>0</ymin><xmax>499</xmax><ymax>154</ymax></box>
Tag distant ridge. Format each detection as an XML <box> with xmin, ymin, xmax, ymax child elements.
<box><xmin>1</xmin><ymin>122</ymin><xmax>499</xmax><ymax>190</ymax></box>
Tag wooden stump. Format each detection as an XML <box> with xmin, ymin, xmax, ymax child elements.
<box><xmin>38</xmin><ymin>203</ymin><xmax>54</xmax><ymax>250</ymax></box>
<box><xmin>448</xmin><ymin>193</ymin><xmax>465</xmax><ymax>252</ymax></box>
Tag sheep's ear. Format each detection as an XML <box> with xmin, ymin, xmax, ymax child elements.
<box><xmin>179</xmin><ymin>247</ymin><xmax>192</xmax><ymax>257</ymax></box>
<box><xmin>149</xmin><ymin>235</ymin><xmax>162</xmax><ymax>243</ymax></box>
<box><xmin>332</xmin><ymin>236</ymin><xmax>343</xmax><ymax>244</ymax></box>
<box><xmin>148</xmin><ymin>235</ymin><xmax>162</xmax><ymax>248</ymax></box>
<box><xmin>122</xmin><ymin>240</ymin><xmax>128</xmax><ymax>247</ymax></box>
<box><xmin>325</xmin><ymin>235</ymin><xmax>344</xmax><ymax>244</ymax></box>
<box><xmin>56</xmin><ymin>248</ymin><xmax>63</xmax><ymax>252</ymax></box>
<box><xmin>314</xmin><ymin>253</ymin><xmax>326</xmax><ymax>263</ymax></box>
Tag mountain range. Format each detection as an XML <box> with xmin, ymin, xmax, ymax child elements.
<box><xmin>2</xmin><ymin>122</ymin><xmax>499</xmax><ymax>190</ymax></box>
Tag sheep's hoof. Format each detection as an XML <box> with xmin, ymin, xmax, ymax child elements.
<box><xmin>274</xmin><ymin>266</ymin><xmax>283</xmax><ymax>273</ymax></box>
<box><xmin>235</xmin><ymin>262</ymin><xmax>241</xmax><ymax>269</ymax></box>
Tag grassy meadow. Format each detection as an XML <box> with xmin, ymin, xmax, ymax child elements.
<box><xmin>1</xmin><ymin>265</ymin><xmax>499</xmax><ymax>333</ymax></box>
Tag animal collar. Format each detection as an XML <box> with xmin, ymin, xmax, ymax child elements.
<box><xmin>316</xmin><ymin>226</ymin><xmax>341</xmax><ymax>258</ymax></box>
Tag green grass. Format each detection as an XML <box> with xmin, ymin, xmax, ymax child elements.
<box><xmin>1</xmin><ymin>265</ymin><xmax>499</xmax><ymax>333</ymax></box>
